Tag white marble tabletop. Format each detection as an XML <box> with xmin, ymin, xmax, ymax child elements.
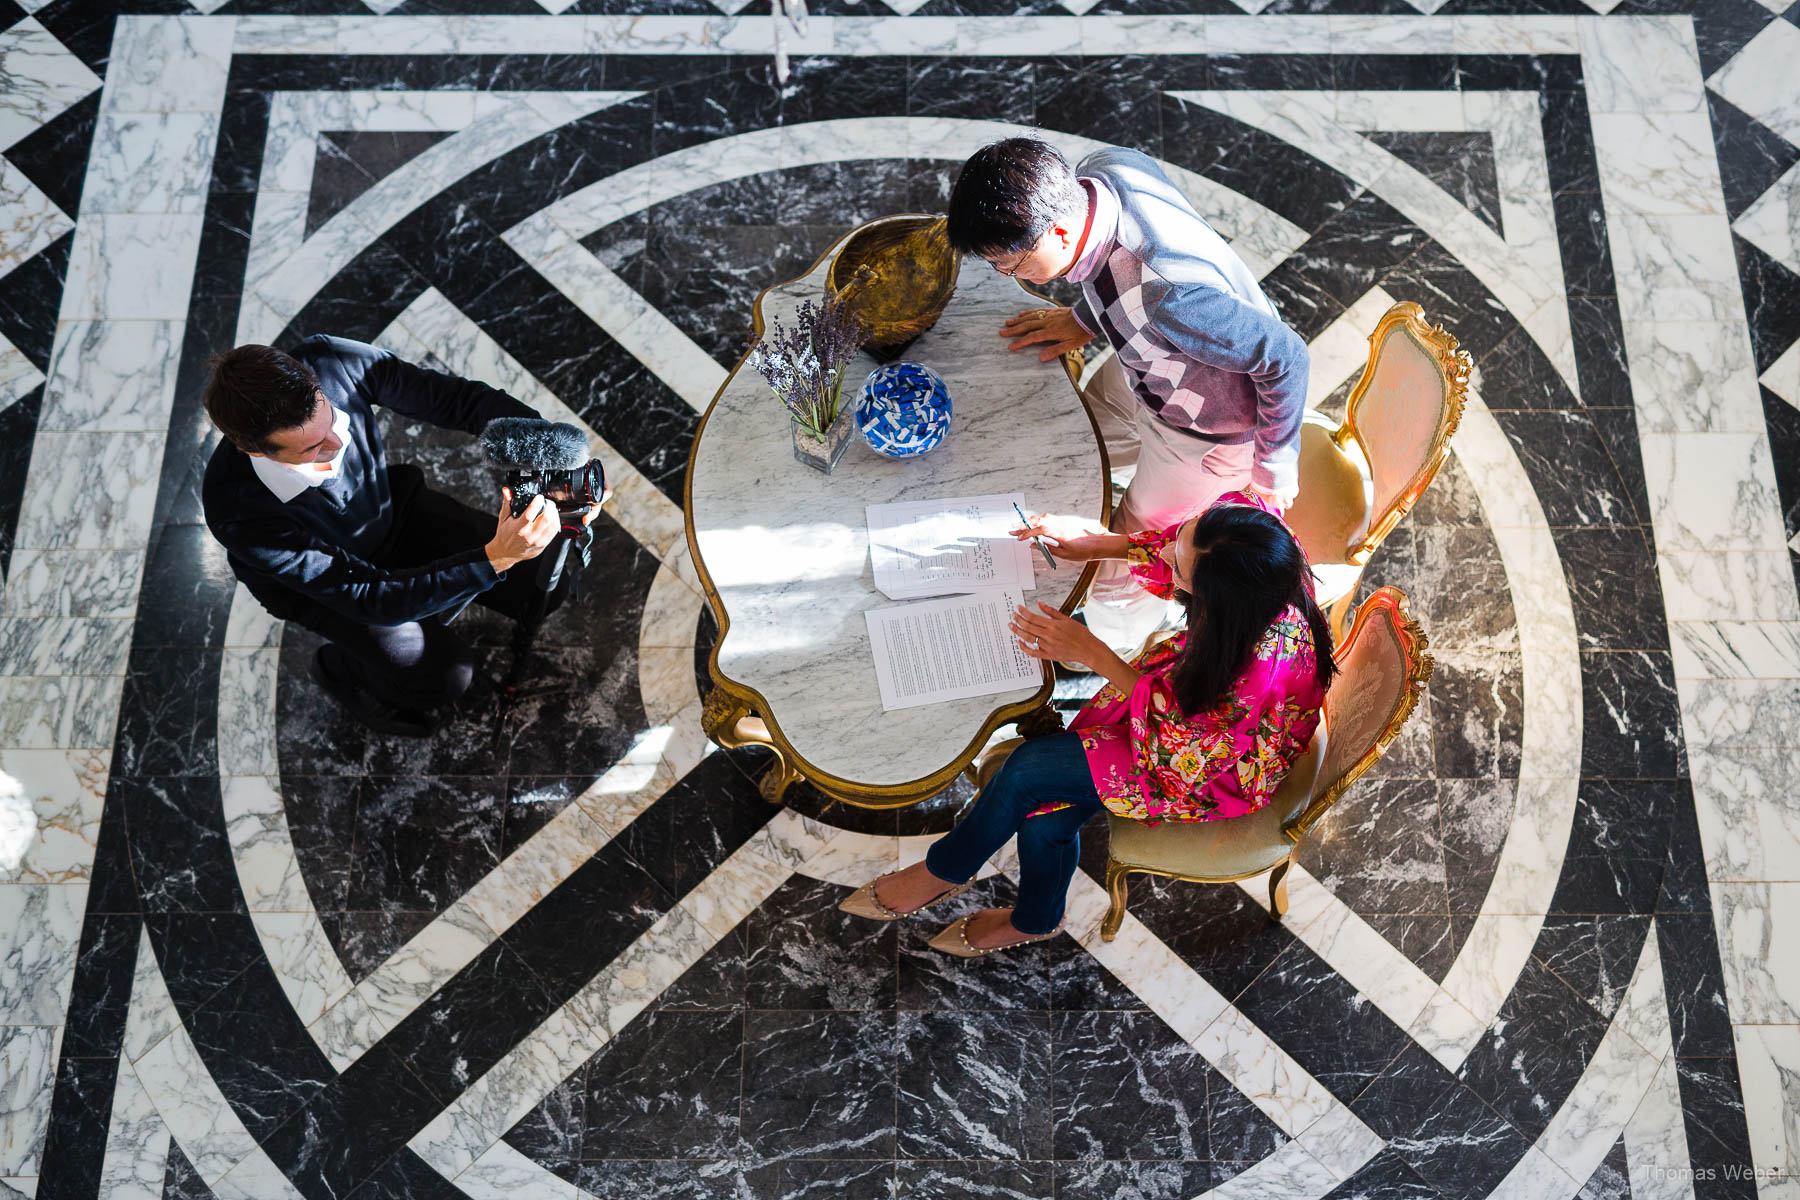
<box><xmin>688</xmin><ymin>220</ymin><xmax>1107</xmax><ymax>789</ymax></box>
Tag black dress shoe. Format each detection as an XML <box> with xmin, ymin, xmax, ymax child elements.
<box><xmin>309</xmin><ymin>647</ymin><xmax>440</xmax><ymax>738</ymax></box>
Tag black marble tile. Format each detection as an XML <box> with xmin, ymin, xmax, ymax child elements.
<box><xmin>1320</xmin><ymin>1148</ymin><xmax>1438</xmax><ymax>1199</ymax></box>
<box><xmin>1206</xmin><ymin>1067</ymin><xmax>1287</xmax><ymax>1163</ymax></box>
<box><xmin>1162</xmin><ymin>92</ymin><xmax>1358</xmax><ymax>233</ymax></box>
<box><xmin>1619</xmin><ymin>0</ymin><xmax>1779</xmax><ymax>77</ymax></box>
<box><xmin>1207</xmin><ymin>52</ymin><xmax>1336</xmax><ymax>90</ymax></box>
<box><xmin>1767</xmin><ymin>383</ymin><xmax>1800</xmax><ymax>546</ymax></box>
<box><xmin>907</xmin><ymin>57</ymin><xmax>1037</xmax><ymax>123</ymax></box>
<box><xmin>452</xmin><ymin>95</ymin><xmax>656</xmax><ymax>234</ymax></box>
<box><xmin>1578</xmin><ymin>1135</ymin><xmax>1631</xmax><ymax>1199</ymax></box>
<box><xmin>160</xmin><ymin>1143</ymin><xmax>212</xmax><ymax>1200</ymax></box>
<box><xmin>897</xmin><ymin>1161</ymin><xmax>1052</xmax><ymax>1198</ymax></box>
<box><xmin>897</xmin><ymin>875</ymin><xmax>1054</xmax><ymax>1011</ymax></box>
<box><xmin>504</xmin><ymin>1070</ymin><xmax>585</xmax><ymax>1179</ymax></box>
<box><xmin>897</xmin><ymin>1010</ymin><xmax>1052</xmax><ymax>1160</ymax></box>
<box><xmin>1707</xmin><ymin>91</ymin><xmax>1800</xmax><ymax>223</ymax></box>
<box><xmin>745</xmin><ymin>875</ymin><xmax>895</xmax><ymax>1011</ymax></box>
<box><xmin>316</xmin><ymin>909</ymin><xmax>436</xmax><ymax>983</ymax></box>
<box><xmin>1579</xmin><ymin>651</ymin><xmax>1683</xmax><ymax>780</ymax></box>
<box><xmin>502</xmin><ymin>643</ymin><xmax>646</xmax><ymax>777</ymax></box>
<box><xmin>657</xmin><ymin>929</ymin><xmax>747</xmax><ymax>1012</ymax></box>
<box><xmin>58</xmin><ymin>914</ymin><xmax>140</xmax><ymax>1059</ymax></box>
<box><xmin>1477</xmin><ymin>326</ymin><xmax>1581</xmax><ymax>413</ymax></box>
<box><xmin>2</xmin><ymin>90</ymin><xmax>97</xmax><ymax>217</ymax></box>
<box><xmin>278</xmin><ymin>773</ymin><xmax>360</xmax><ymax>915</ymax></box>
<box><xmin>0</xmin><ymin>228</ymin><xmax>66</xmax><ymax>369</ymax></box>
<box><xmin>1298</xmin><ymin>777</ymin><xmax>1447</xmax><ymax>916</ymax></box>
<box><xmin>1550</xmin><ymin>526</ymin><xmax>1666</xmax><ymax>651</ymax></box>
<box><xmin>1258</xmin><ymin>257</ymin><xmax>1349</xmax><ymax>342</ymax></box>
<box><xmin>1427</xmin><ymin>650</ymin><xmax>1523</xmax><ymax>779</ymax></box>
<box><xmin>1285</xmin><ymin>191</ymin><xmax>1428</xmax><ymax>308</ymax></box>
<box><xmin>1353</xmin><ymin>1045</ymin><xmax>1528</xmax><ymax>1200</ymax></box>
<box><xmin>740</xmin><ymin>1158</ymin><xmax>897</xmax><ymax>1199</ymax></box>
<box><xmin>1362</xmin><ymin>910</ymin><xmax>1458</xmax><ymax>983</ymax></box>
<box><xmin>0</xmin><ymin>0</ymin><xmax>27</xmax><ymax>26</ymax></box>
<box><xmin>1055</xmin><ymin>1161</ymin><xmax>1216</xmax><ymax>1199</ymax></box>
<box><xmin>212</xmin><ymin>89</ymin><xmax>274</xmax><ymax>194</ymax></box>
<box><xmin>1533</xmin><ymin>915</ymin><xmax>1650</xmax><ymax>1019</ymax></box>
<box><xmin>616</xmin><ymin>749</ymin><xmax>776</xmax><ymax>900</ymax></box>
<box><xmin>86</xmin><ymin>782</ymin><xmax>139</xmax><ymax>916</ymax></box>
<box><xmin>1115</xmin><ymin>869</ymin><xmax>1296</xmax><ymax>1002</ymax></box>
<box><xmin>1052</xmin><ymin>1010</ymin><xmax>1211</xmax><ymax>1160</ymax></box>
<box><xmin>360</xmin><ymin>655</ymin><xmax>510</xmax><ymax>776</ymax></box>
<box><xmin>132</xmin><ymin>525</ymin><xmax>237</xmax><ymax>649</ymax></box>
<box><xmin>1411</xmin><ymin>524</ymin><xmax>1517</xmax><ymax>646</ymax></box>
<box><xmin>1553</xmin><ymin>781</ymin><xmax>1673</xmax><ymax>916</ymax></box>
<box><xmin>1491</xmin><ymin>407</ymin><xmax>1637</xmax><ymax>527</ymax></box>
<box><xmin>143</xmin><ymin>911</ymin><xmax>261</xmax><ymax>1019</ymax></box>
<box><xmin>1538</xmin><ymin>87</ymin><xmax>1601</xmax><ymax>197</ymax></box>
<box><xmin>1439</xmin><ymin>777</ymin><xmax>1516</xmax><ymax>915</ymax></box>
<box><xmin>345</xmin><ymin>775</ymin><xmax>505</xmax><ymax>915</ymax></box>
<box><xmin>308</xmin><ymin>129</ymin><xmax>450</xmax><ymax>236</ymax></box>
<box><xmin>1049</xmin><ymin>939</ymin><xmax>1146</xmax><ymax>1011</ymax></box>
<box><xmin>35</xmin><ymin>1051</ymin><xmax>120</xmax><ymax>1196</ymax></box>
<box><xmin>581</xmin><ymin>1009</ymin><xmax>743</xmax><ymax>1158</ymax></box>
<box><xmin>1037</xmin><ymin>56</ymin><xmax>1164</xmax><ymax>158</ymax></box>
<box><xmin>1590</xmin><ymin>410</ymin><xmax>1655</xmax><ymax>529</ymax></box>
<box><xmin>1658</xmin><ymin>778</ymin><xmax>1713</xmax><ymax>914</ymax></box>
<box><xmin>1234</xmin><ymin>942</ymin><xmax>1417</xmax><ymax>1105</ymax></box>
<box><xmin>1379</xmin><ymin>241</ymin><xmax>1518</xmax><ymax>362</ymax></box>
<box><xmin>113</xmin><ymin>647</ymin><xmax>220</xmax><ymax>778</ymax></box>
<box><xmin>1458</xmin><ymin>956</ymin><xmax>1609</xmax><ymax>1140</ymax></box>
<box><xmin>281</xmin><ymin>237</ymin><xmax>431</xmax><ymax>349</ymax></box>
<box><xmin>339</xmin><ymin>1149</ymin><xmax>470</xmax><ymax>1200</ymax></box>
<box><xmin>1457</xmin><ymin>52</ymin><xmax>1585</xmax><ymax>92</ymax></box>
<box><xmin>1674</xmin><ymin>1056</ymin><xmax>1759</xmax><ymax>1195</ymax></box>
<box><xmin>742</xmin><ymin>1009</ymin><xmax>897</xmax><ymax>1159</ymax></box>
<box><xmin>1568</xmin><ymin>294</ymin><xmax>1633</xmax><ymax>408</ymax></box>
<box><xmin>570</xmin><ymin>1160</ymin><xmax>739</xmax><ymax>1199</ymax></box>
<box><xmin>0</xmin><ymin>386</ymin><xmax>41</xmax><ymax>580</ymax></box>
<box><xmin>500</xmin><ymin>775</ymin><xmax>585</xmax><ymax>856</ymax></box>
<box><xmin>260</xmin><ymin>1040</ymin><xmax>448</xmax><ymax>1199</ymax></box>
<box><xmin>499</xmin><ymin>837</ymin><xmax>675</xmax><ymax>995</ymax></box>
<box><xmin>1552</xmin><ymin>189</ymin><xmax>1616</xmax><ymax>298</ymax></box>
<box><xmin>1737</xmin><ymin>235</ymin><xmax>1800</xmax><ymax>376</ymax></box>
<box><xmin>1656</xmin><ymin>913</ymin><xmax>1736</xmax><ymax>1057</ymax></box>
<box><xmin>1336</xmin><ymin>54</ymin><xmax>1459</xmax><ymax>91</ymax></box>
<box><xmin>119</xmin><ymin>777</ymin><xmax>240</xmax><ymax>913</ymax></box>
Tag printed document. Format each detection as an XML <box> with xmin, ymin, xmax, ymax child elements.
<box><xmin>865</xmin><ymin>588</ymin><xmax>1042</xmax><ymax>711</ymax></box>
<box><xmin>866</xmin><ymin>494</ymin><xmax>1036</xmax><ymax>601</ymax></box>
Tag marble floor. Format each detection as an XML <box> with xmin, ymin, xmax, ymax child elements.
<box><xmin>2</xmin><ymin>1</ymin><xmax>1799</xmax><ymax>1197</ymax></box>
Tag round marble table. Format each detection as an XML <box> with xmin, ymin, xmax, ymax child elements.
<box><xmin>686</xmin><ymin>216</ymin><xmax>1110</xmax><ymax>808</ymax></box>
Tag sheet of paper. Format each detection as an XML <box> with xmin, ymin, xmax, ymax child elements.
<box><xmin>864</xmin><ymin>587</ymin><xmax>1042</xmax><ymax>711</ymax></box>
<box><xmin>866</xmin><ymin>493</ymin><xmax>1037</xmax><ymax>601</ymax></box>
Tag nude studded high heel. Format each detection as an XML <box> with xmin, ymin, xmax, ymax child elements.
<box><xmin>838</xmin><ymin>872</ymin><xmax>974</xmax><ymax>922</ymax></box>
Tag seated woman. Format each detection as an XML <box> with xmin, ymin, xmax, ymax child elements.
<box><xmin>840</xmin><ymin>493</ymin><xmax>1336</xmax><ymax>956</ymax></box>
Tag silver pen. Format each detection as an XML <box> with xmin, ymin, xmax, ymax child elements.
<box><xmin>1012</xmin><ymin>502</ymin><xmax>1058</xmax><ymax>571</ymax></box>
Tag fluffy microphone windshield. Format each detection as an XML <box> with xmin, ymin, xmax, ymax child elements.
<box><xmin>481</xmin><ymin>417</ymin><xmax>590</xmax><ymax>471</ymax></box>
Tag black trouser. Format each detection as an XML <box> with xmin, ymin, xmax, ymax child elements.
<box><xmin>284</xmin><ymin>470</ymin><xmax>570</xmax><ymax>711</ymax></box>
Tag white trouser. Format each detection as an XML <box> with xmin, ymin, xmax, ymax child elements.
<box><xmin>1080</xmin><ymin>355</ymin><xmax>1256</xmax><ymax>652</ymax></box>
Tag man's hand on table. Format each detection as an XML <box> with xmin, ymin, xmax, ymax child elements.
<box><xmin>1011</xmin><ymin>513</ymin><xmax>1128</xmax><ymax>562</ymax></box>
<box><xmin>1001</xmin><ymin>307</ymin><xmax>1090</xmax><ymax>364</ymax></box>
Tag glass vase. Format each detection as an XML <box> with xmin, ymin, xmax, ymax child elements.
<box><xmin>792</xmin><ymin>400</ymin><xmax>857</xmax><ymax>474</ymax></box>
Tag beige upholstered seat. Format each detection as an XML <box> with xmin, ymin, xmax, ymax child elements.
<box><xmin>1286</xmin><ymin>303</ymin><xmax>1469</xmax><ymax>639</ymax></box>
<box><xmin>1098</xmin><ymin>586</ymin><xmax>1433</xmax><ymax>939</ymax></box>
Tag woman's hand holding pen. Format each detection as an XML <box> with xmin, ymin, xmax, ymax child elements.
<box><xmin>1009</xmin><ymin>513</ymin><xmax>1128</xmax><ymax>563</ymax></box>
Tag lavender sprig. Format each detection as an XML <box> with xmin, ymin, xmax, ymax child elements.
<box><xmin>749</xmin><ymin>293</ymin><xmax>864</xmax><ymax>438</ymax></box>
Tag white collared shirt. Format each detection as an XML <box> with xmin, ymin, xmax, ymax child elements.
<box><xmin>249</xmin><ymin>403</ymin><xmax>352</xmax><ymax>503</ymax></box>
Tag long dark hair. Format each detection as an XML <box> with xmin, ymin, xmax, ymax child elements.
<box><xmin>1169</xmin><ymin>505</ymin><xmax>1337</xmax><ymax>716</ymax></box>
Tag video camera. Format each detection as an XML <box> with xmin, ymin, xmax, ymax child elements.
<box><xmin>480</xmin><ymin>417</ymin><xmax>606</xmax><ymax>535</ymax></box>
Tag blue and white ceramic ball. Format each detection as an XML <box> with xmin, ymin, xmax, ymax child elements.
<box><xmin>858</xmin><ymin>361</ymin><xmax>952</xmax><ymax>457</ymax></box>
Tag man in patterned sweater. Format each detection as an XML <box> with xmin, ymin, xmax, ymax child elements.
<box><xmin>945</xmin><ymin>138</ymin><xmax>1309</xmax><ymax>647</ymax></box>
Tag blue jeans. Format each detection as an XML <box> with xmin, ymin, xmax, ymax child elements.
<box><xmin>925</xmin><ymin>732</ymin><xmax>1105</xmax><ymax>935</ymax></box>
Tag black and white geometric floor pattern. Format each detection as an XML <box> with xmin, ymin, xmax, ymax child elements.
<box><xmin>1</xmin><ymin>4</ymin><xmax>1795</xmax><ymax>1199</ymax></box>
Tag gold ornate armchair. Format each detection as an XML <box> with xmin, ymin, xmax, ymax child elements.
<box><xmin>1096</xmin><ymin>586</ymin><xmax>1432</xmax><ymax>940</ymax></box>
<box><xmin>1286</xmin><ymin>303</ymin><xmax>1469</xmax><ymax>639</ymax></box>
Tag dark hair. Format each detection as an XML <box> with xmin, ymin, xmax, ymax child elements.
<box><xmin>945</xmin><ymin>138</ymin><xmax>1087</xmax><ymax>258</ymax></box>
<box><xmin>1169</xmin><ymin>505</ymin><xmax>1337</xmax><ymax>716</ymax></box>
<box><xmin>203</xmin><ymin>345</ymin><xmax>321</xmax><ymax>454</ymax></box>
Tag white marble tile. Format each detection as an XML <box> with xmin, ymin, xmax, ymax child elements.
<box><xmin>1681</xmin><ymin>677</ymin><xmax>1800</xmax><ymax>749</ymax></box>
<box><xmin>60</xmin><ymin>216</ymin><xmax>203</xmax><ymax>320</ymax></box>
<box><xmin>1735</xmin><ymin>158</ymin><xmax>1800</xmax><ymax>277</ymax></box>
<box><xmin>1075</xmin><ymin>15</ymin><xmax>1206</xmax><ymax>56</ymax></box>
<box><xmin>1711</xmin><ymin>881</ymin><xmax>1800</xmax><ymax>1023</ymax></box>
<box><xmin>1658</xmin><ymin>551</ymin><xmax>1800</xmax><ymax>622</ymax></box>
<box><xmin>1437</xmin><ymin>914</ymin><xmax>1544</xmax><ymax>1050</ymax></box>
<box><xmin>570</xmin><ymin>901</ymin><xmax>714</xmax><ymax>1041</ymax></box>
<box><xmin>351</xmin><ymin>898</ymin><xmax>496</xmax><ymax>1034</ymax></box>
<box><xmin>0</xmin><ymin>20</ymin><xmax>101</xmax><ymax>152</ymax></box>
<box><xmin>0</xmin><ymin>161</ymin><xmax>72</xmax><ymax>280</ymax></box>
<box><xmin>1732</xmin><ymin>1024</ymin><xmax>1800</xmax><ymax>1192</ymax></box>
<box><xmin>240</xmin><ymin>190</ymin><xmax>310</xmax><ymax>299</ymax></box>
<box><xmin>82</xmin><ymin>113</ymin><xmax>217</xmax><ymax>215</ymax></box>
<box><xmin>1690</xmin><ymin>746</ymin><xmax>1800</xmax><ymax>882</ymax></box>
<box><xmin>463</xmin><ymin>800</ymin><xmax>611</xmax><ymax>933</ymax></box>
<box><xmin>121</xmin><ymin>929</ymin><xmax>176</xmax><ymax>1065</ymax></box>
<box><xmin>580</xmin><ymin>15</ymin><xmax>734</xmax><ymax>55</ymax></box>
<box><xmin>679</xmin><ymin>837</ymin><xmax>793</xmax><ymax>940</ymax></box>
<box><xmin>1485</xmin><ymin>1145</ymin><xmax>1579</xmax><ymax>1199</ymax></box>
<box><xmin>952</xmin><ymin>15</ymin><xmax>1082</xmax><ymax>56</ymax></box>
<box><xmin>222</xmin><ymin>586</ymin><xmax>280</xmax><ymax>650</ymax></box>
<box><xmin>1623</xmin><ymin>1053</ymin><xmax>1695</xmax><ymax>1200</ymax></box>
<box><xmin>1707</xmin><ymin>16</ymin><xmax>1800</xmax><ymax>143</ymax></box>
<box><xmin>1607</xmin><ymin>212</ymin><xmax>1744</xmax><ymax>324</ymax></box>
<box><xmin>0</xmin><ymin>1176</ymin><xmax>35</xmax><ymax>1197</ymax></box>
<box><xmin>0</xmin><ymin>618</ymin><xmax>131</xmax><ymax>677</ymax></box>
<box><xmin>230</xmin><ymin>16</ymin><xmax>347</xmax><ymax>54</ymax></box>
<box><xmin>97</xmin><ymin>1056</ymin><xmax>168</xmax><ymax>1200</ymax></box>
<box><xmin>0</xmin><ymin>550</ymin><xmax>144</xmax><ymax>619</ymax></box>
<box><xmin>1072</xmin><ymin>913</ymin><xmax>1230</xmax><ymax>1047</ymax></box>
<box><xmin>1449</xmin><ymin>15</ymin><xmax>1582</xmax><ymax>55</ymax></box>
<box><xmin>0</xmin><ymin>337</ymin><xmax>43</xmax><ymax>412</ymax></box>
<box><xmin>100</xmin><ymin>15</ymin><xmax>234</xmax><ymax>114</ymax></box>
<box><xmin>1205</xmin><ymin>15</ymin><xmax>1328</xmax><ymax>52</ymax></box>
<box><xmin>1672</xmin><ymin>621</ymin><xmax>1800</xmax><ymax>680</ymax></box>
<box><xmin>206</xmin><ymin>1148</ymin><xmax>308</xmax><ymax>1200</ymax></box>
<box><xmin>1764</xmin><ymin>334</ymin><xmax>1800</xmax><ymax>412</ymax></box>
<box><xmin>0</xmin><ymin>675</ymin><xmax>120</xmax><ymax>751</ymax></box>
<box><xmin>12</xmin><ymin>432</ymin><xmax>162</xmax><ymax>552</ymax></box>
<box><xmin>251</xmin><ymin>912</ymin><xmax>354</xmax><ymax>1028</ymax></box>
<box><xmin>303</xmin><ymin>984</ymin><xmax>385</xmax><ymax>1073</ymax></box>
<box><xmin>1191</xmin><ymin>1005</ymin><xmax>1339</xmax><ymax>1137</ymax></box>
<box><xmin>1480</xmin><ymin>778</ymin><xmax>1577</xmax><ymax>915</ymax></box>
<box><xmin>639</xmin><ymin>649</ymin><xmax>695</xmax><ymax>727</ymax></box>
<box><xmin>0</xmin><ymin>884</ymin><xmax>84</xmax><ymax>1025</ymax></box>
<box><xmin>1621</xmin><ymin>320</ymin><xmax>1765</xmax><ymax>434</ymax></box>
<box><xmin>221</xmin><ymin>776</ymin><xmax>309</xmax><ymax>912</ymax></box>
<box><xmin>0</xmin><ymin>1025</ymin><xmax>56</xmax><ymax>1176</ymax></box>
<box><xmin>1590</xmin><ymin>111</ymin><xmax>1724</xmax><ymax>216</ymax></box>
<box><xmin>1326</xmin><ymin>14</ymin><xmax>1457</xmax><ymax>52</ymax></box>
<box><xmin>216</xmin><ymin>648</ymin><xmax>278</xmax><ymax>778</ymax></box>
<box><xmin>1638</xmin><ymin>432</ymin><xmax>1789</xmax><ymax>553</ymax></box>
<box><xmin>799</xmin><ymin>827</ymin><xmax>898</xmax><ymax>887</ymax></box>
<box><xmin>38</xmin><ymin>320</ymin><xmax>182</xmax><ymax>434</ymax></box>
<box><xmin>1273</xmin><ymin>865</ymin><xmax>1438</xmax><ymax>1031</ymax></box>
<box><xmin>0</xmin><ymin>749</ymin><xmax>106</xmax><ymax>885</ymax></box>
<box><xmin>132</xmin><ymin>1023</ymin><xmax>258</xmax><ymax>1186</ymax></box>
<box><xmin>1205</xmin><ymin>1140</ymin><xmax>1341</xmax><ymax>1199</ymax></box>
<box><xmin>456</xmin><ymin>1143</ymin><xmax>583</xmax><ymax>1199</ymax></box>
<box><xmin>1578</xmin><ymin>14</ymin><xmax>1703</xmax><ymax>114</ymax></box>
<box><xmin>1335</xmin><ymin>89</ymin><xmax>1465</xmax><ymax>133</ymax></box>
<box><xmin>638</xmin><ymin>567</ymin><xmax>702</xmax><ymax>651</ymax></box>
<box><xmin>1614</xmin><ymin>923</ymin><xmax>1672</xmax><ymax>1061</ymax></box>
<box><xmin>1294</xmin><ymin>1100</ymin><xmax>1385</xmax><ymax>1182</ymax></box>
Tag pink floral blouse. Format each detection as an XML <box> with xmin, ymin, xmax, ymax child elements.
<box><xmin>1068</xmin><ymin>493</ymin><xmax>1327</xmax><ymax>824</ymax></box>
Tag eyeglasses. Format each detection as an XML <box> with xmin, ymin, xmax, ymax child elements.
<box><xmin>991</xmin><ymin>250</ymin><xmax>1031</xmax><ymax>278</ymax></box>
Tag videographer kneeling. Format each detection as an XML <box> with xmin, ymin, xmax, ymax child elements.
<box><xmin>201</xmin><ymin>334</ymin><xmax>601</xmax><ymax>737</ymax></box>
